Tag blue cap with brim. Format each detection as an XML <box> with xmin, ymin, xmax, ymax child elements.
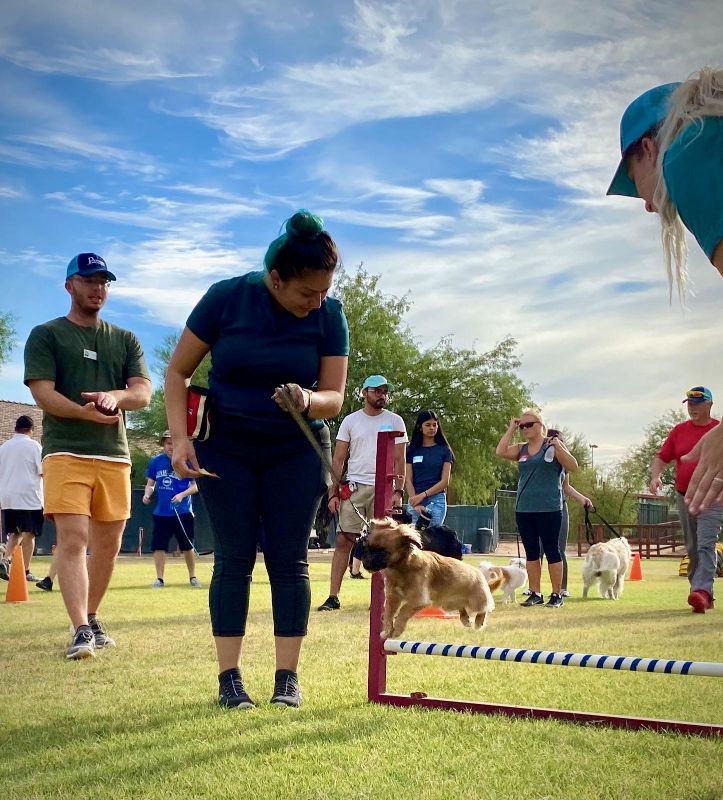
<box><xmin>607</xmin><ymin>82</ymin><xmax>681</xmax><ymax>198</ymax></box>
<box><xmin>66</xmin><ymin>252</ymin><xmax>116</xmax><ymax>281</ymax></box>
<box><xmin>362</xmin><ymin>375</ymin><xmax>394</xmax><ymax>391</ymax></box>
<box><xmin>682</xmin><ymin>386</ymin><xmax>713</xmax><ymax>404</ymax></box>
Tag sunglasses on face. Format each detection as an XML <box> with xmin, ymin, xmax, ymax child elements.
<box><xmin>518</xmin><ymin>421</ymin><xmax>537</xmax><ymax>430</ymax></box>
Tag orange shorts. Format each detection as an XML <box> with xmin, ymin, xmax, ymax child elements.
<box><xmin>43</xmin><ymin>456</ymin><xmax>131</xmax><ymax>522</ymax></box>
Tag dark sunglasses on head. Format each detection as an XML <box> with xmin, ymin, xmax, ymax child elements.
<box><xmin>686</xmin><ymin>390</ymin><xmax>706</xmax><ymax>398</ymax></box>
<box><xmin>518</xmin><ymin>421</ymin><xmax>537</xmax><ymax>430</ymax></box>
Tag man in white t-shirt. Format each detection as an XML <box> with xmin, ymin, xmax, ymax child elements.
<box><xmin>0</xmin><ymin>415</ymin><xmax>44</xmax><ymax>583</ymax></box>
<box><xmin>318</xmin><ymin>375</ymin><xmax>407</xmax><ymax>611</ymax></box>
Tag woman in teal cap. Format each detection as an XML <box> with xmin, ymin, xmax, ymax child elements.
<box><xmin>608</xmin><ymin>66</ymin><xmax>723</xmax><ymax>515</ymax></box>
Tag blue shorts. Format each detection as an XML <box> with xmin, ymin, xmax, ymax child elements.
<box><xmin>151</xmin><ymin>513</ymin><xmax>195</xmax><ymax>552</ymax></box>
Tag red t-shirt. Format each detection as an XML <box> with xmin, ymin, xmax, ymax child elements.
<box><xmin>657</xmin><ymin>418</ymin><xmax>720</xmax><ymax>492</ymax></box>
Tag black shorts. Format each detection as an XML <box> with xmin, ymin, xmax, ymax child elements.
<box><xmin>151</xmin><ymin>513</ymin><xmax>195</xmax><ymax>552</ymax></box>
<box><xmin>2</xmin><ymin>509</ymin><xmax>44</xmax><ymax>537</ymax></box>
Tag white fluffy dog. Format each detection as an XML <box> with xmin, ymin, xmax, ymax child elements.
<box><xmin>479</xmin><ymin>559</ymin><xmax>528</xmax><ymax>604</ymax></box>
<box><xmin>582</xmin><ymin>537</ymin><xmax>632</xmax><ymax>600</ymax></box>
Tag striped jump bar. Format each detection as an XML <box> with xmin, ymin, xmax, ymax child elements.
<box><xmin>384</xmin><ymin>640</ymin><xmax>723</xmax><ymax>678</ymax></box>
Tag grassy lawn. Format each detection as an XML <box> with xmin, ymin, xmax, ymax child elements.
<box><xmin>1</xmin><ymin>554</ymin><xmax>721</xmax><ymax>800</ymax></box>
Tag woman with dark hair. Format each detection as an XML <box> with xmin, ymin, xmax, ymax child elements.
<box><xmin>404</xmin><ymin>410</ymin><xmax>455</xmax><ymax>526</ymax></box>
<box><xmin>165</xmin><ymin>210</ymin><xmax>348</xmax><ymax>710</ymax></box>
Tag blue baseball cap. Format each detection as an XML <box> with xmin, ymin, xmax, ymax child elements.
<box><xmin>607</xmin><ymin>82</ymin><xmax>681</xmax><ymax>198</ymax></box>
<box><xmin>66</xmin><ymin>253</ymin><xmax>116</xmax><ymax>281</ymax></box>
<box><xmin>362</xmin><ymin>375</ymin><xmax>394</xmax><ymax>391</ymax></box>
<box><xmin>683</xmin><ymin>386</ymin><xmax>713</xmax><ymax>404</ymax></box>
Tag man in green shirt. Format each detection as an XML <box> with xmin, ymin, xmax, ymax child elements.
<box><xmin>25</xmin><ymin>253</ymin><xmax>152</xmax><ymax>660</ymax></box>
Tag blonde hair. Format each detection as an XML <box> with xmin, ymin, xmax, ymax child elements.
<box><xmin>520</xmin><ymin>408</ymin><xmax>547</xmax><ymax>435</ymax></box>
<box><xmin>653</xmin><ymin>66</ymin><xmax>723</xmax><ymax>300</ymax></box>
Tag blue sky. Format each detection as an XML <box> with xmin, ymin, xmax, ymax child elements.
<box><xmin>1</xmin><ymin>1</ymin><xmax>721</xmax><ymax>467</ymax></box>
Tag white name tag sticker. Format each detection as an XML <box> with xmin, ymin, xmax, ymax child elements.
<box><xmin>83</xmin><ymin>349</ymin><xmax>97</xmax><ymax>361</ymax></box>
<box><xmin>412</xmin><ymin>455</ymin><xmax>423</xmax><ymax>463</ymax></box>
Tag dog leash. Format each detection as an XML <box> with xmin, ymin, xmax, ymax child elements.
<box><xmin>172</xmin><ymin>504</ymin><xmax>200</xmax><ymax>556</ymax></box>
<box><xmin>584</xmin><ymin>505</ymin><xmax>623</xmax><ymax>544</ymax></box>
<box><xmin>276</xmin><ymin>385</ymin><xmax>370</xmax><ymax>529</ymax></box>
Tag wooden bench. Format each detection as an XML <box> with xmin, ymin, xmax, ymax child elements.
<box><xmin>577</xmin><ymin>522</ymin><xmax>684</xmax><ymax>559</ymax></box>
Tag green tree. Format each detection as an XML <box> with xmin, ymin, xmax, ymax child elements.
<box><xmin>0</xmin><ymin>311</ymin><xmax>16</xmax><ymax>373</ymax></box>
<box><xmin>618</xmin><ymin>409</ymin><xmax>687</xmax><ymax>496</ymax></box>
<box><xmin>127</xmin><ymin>334</ymin><xmax>211</xmax><ymax>442</ymax></box>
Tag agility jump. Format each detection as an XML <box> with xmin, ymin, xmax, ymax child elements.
<box><xmin>367</xmin><ymin>430</ymin><xmax>723</xmax><ymax>738</ymax></box>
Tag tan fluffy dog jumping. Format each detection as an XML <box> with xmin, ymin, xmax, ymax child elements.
<box><xmin>361</xmin><ymin>518</ymin><xmax>503</xmax><ymax>638</ymax></box>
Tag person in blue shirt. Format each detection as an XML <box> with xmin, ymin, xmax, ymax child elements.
<box><xmin>496</xmin><ymin>408</ymin><xmax>578</xmax><ymax>608</ymax></box>
<box><xmin>164</xmin><ymin>210</ymin><xmax>349</xmax><ymax>710</ymax></box>
<box><xmin>607</xmin><ymin>67</ymin><xmax>723</xmax><ymax>521</ymax></box>
<box><xmin>404</xmin><ymin>410</ymin><xmax>455</xmax><ymax>526</ymax></box>
<box><xmin>142</xmin><ymin>431</ymin><xmax>200</xmax><ymax>589</ymax></box>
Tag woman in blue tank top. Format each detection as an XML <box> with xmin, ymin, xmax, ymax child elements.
<box><xmin>496</xmin><ymin>408</ymin><xmax>578</xmax><ymax>608</ymax></box>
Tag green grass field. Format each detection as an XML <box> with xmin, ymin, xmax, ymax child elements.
<box><xmin>1</xmin><ymin>554</ymin><xmax>721</xmax><ymax>800</ymax></box>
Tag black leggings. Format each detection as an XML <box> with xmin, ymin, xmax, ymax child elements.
<box><xmin>196</xmin><ymin>418</ymin><xmax>329</xmax><ymax>637</ymax></box>
<box><xmin>515</xmin><ymin>511</ymin><xmax>563</xmax><ymax>563</ymax></box>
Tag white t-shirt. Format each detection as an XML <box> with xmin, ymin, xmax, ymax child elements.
<box><xmin>336</xmin><ymin>409</ymin><xmax>408</xmax><ymax>486</ymax></box>
<box><xmin>0</xmin><ymin>434</ymin><xmax>43</xmax><ymax>510</ymax></box>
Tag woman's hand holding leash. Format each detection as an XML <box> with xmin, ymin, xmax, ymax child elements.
<box><xmin>172</xmin><ymin>438</ymin><xmax>203</xmax><ymax>479</ymax></box>
<box><xmin>273</xmin><ymin>383</ymin><xmax>311</xmax><ymax>415</ymax></box>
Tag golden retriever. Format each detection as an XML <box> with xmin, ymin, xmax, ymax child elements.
<box><xmin>360</xmin><ymin>518</ymin><xmax>502</xmax><ymax>638</ymax></box>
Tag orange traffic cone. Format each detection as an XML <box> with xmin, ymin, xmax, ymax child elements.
<box><xmin>629</xmin><ymin>552</ymin><xmax>644</xmax><ymax>582</ymax></box>
<box><xmin>5</xmin><ymin>545</ymin><xmax>29</xmax><ymax>603</ymax></box>
<box><xmin>415</xmin><ymin>607</ymin><xmax>456</xmax><ymax>619</ymax></box>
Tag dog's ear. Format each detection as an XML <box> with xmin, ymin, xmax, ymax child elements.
<box><xmin>398</xmin><ymin>524</ymin><xmax>423</xmax><ymax>551</ymax></box>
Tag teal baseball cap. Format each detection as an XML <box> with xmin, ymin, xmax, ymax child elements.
<box><xmin>607</xmin><ymin>82</ymin><xmax>681</xmax><ymax>198</ymax></box>
<box><xmin>362</xmin><ymin>375</ymin><xmax>394</xmax><ymax>391</ymax></box>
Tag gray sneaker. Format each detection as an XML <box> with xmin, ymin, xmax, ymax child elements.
<box><xmin>270</xmin><ymin>671</ymin><xmax>302</xmax><ymax>708</ymax></box>
<box><xmin>67</xmin><ymin>625</ymin><xmax>96</xmax><ymax>660</ymax></box>
<box><xmin>89</xmin><ymin>617</ymin><xmax>116</xmax><ymax>648</ymax></box>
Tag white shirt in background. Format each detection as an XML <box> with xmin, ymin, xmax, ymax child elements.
<box><xmin>0</xmin><ymin>433</ymin><xmax>43</xmax><ymax>509</ymax></box>
<box><xmin>336</xmin><ymin>409</ymin><xmax>408</xmax><ymax>485</ymax></box>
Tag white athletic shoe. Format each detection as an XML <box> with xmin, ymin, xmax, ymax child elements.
<box><xmin>152</xmin><ymin>578</ymin><xmax>165</xmax><ymax>588</ymax></box>
<box><xmin>189</xmin><ymin>577</ymin><xmax>202</xmax><ymax>588</ymax></box>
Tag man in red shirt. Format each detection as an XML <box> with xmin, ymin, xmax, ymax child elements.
<box><xmin>650</xmin><ymin>387</ymin><xmax>721</xmax><ymax>613</ymax></box>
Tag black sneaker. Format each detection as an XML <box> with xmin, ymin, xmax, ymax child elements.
<box><xmin>66</xmin><ymin>625</ymin><xmax>96</xmax><ymax>660</ymax></box>
<box><xmin>36</xmin><ymin>576</ymin><xmax>53</xmax><ymax>592</ymax></box>
<box><xmin>521</xmin><ymin>592</ymin><xmax>544</xmax><ymax>607</ymax></box>
<box><xmin>349</xmin><ymin>571</ymin><xmax>365</xmax><ymax>579</ymax></box>
<box><xmin>89</xmin><ymin>616</ymin><xmax>116</xmax><ymax>648</ymax></box>
<box><xmin>317</xmin><ymin>595</ymin><xmax>340</xmax><ymax>611</ymax></box>
<box><xmin>218</xmin><ymin>668</ymin><xmax>255</xmax><ymax>709</ymax></box>
<box><xmin>270</xmin><ymin>671</ymin><xmax>302</xmax><ymax>708</ymax></box>
<box><xmin>545</xmin><ymin>593</ymin><xmax>564</xmax><ymax>608</ymax></box>
<box><xmin>0</xmin><ymin>560</ymin><xmax>9</xmax><ymax>581</ymax></box>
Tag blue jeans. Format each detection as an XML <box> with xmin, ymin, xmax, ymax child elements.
<box><xmin>676</xmin><ymin>493</ymin><xmax>722</xmax><ymax>598</ymax></box>
<box><xmin>407</xmin><ymin>492</ymin><xmax>447</xmax><ymax>526</ymax></box>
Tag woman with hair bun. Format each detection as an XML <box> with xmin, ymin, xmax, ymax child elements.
<box><xmin>496</xmin><ymin>409</ymin><xmax>578</xmax><ymax>608</ymax></box>
<box><xmin>608</xmin><ymin>67</ymin><xmax>723</xmax><ymax>516</ymax></box>
<box><xmin>165</xmin><ymin>210</ymin><xmax>349</xmax><ymax>709</ymax></box>
<box><xmin>404</xmin><ymin>410</ymin><xmax>455</xmax><ymax>526</ymax></box>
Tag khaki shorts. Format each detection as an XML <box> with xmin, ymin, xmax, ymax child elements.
<box><xmin>43</xmin><ymin>456</ymin><xmax>131</xmax><ymax>522</ymax></box>
<box><xmin>338</xmin><ymin>483</ymin><xmax>376</xmax><ymax>535</ymax></box>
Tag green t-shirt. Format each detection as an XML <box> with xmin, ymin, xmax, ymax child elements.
<box><xmin>24</xmin><ymin>317</ymin><xmax>151</xmax><ymax>460</ymax></box>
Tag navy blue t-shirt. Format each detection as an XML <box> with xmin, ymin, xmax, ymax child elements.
<box><xmin>187</xmin><ymin>271</ymin><xmax>349</xmax><ymax>436</ymax></box>
<box><xmin>406</xmin><ymin>443</ymin><xmax>454</xmax><ymax>494</ymax></box>
<box><xmin>146</xmin><ymin>453</ymin><xmax>194</xmax><ymax>517</ymax></box>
